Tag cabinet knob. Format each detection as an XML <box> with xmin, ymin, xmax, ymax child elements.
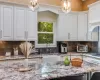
<box><xmin>91</xmin><ymin>33</ymin><xmax>92</xmax><ymax>40</ymax></box>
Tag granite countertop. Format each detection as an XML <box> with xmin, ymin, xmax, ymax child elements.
<box><xmin>0</xmin><ymin>53</ymin><xmax>90</xmax><ymax>61</ymax></box>
<box><xmin>0</xmin><ymin>58</ymin><xmax>99</xmax><ymax>80</ymax></box>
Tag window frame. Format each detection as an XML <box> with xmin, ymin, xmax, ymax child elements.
<box><xmin>35</xmin><ymin>21</ymin><xmax>56</xmax><ymax>48</ymax></box>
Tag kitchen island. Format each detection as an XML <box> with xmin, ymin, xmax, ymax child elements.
<box><xmin>0</xmin><ymin>56</ymin><xmax>99</xmax><ymax>80</ymax></box>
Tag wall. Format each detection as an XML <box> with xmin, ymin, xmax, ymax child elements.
<box><xmin>38</xmin><ymin>11</ymin><xmax>58</xmax><ymax>22</ymax></box>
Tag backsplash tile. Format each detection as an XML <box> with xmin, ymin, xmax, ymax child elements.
<box><xmin>57</xmin><ymin>41</ymin><xmax>98</xmax><ymax>53</ymax></box>
<box><xmin>0</xmin><ymin>41</ymin><xmax>98</xmax><ymax>56</ymax></box>
<box><xmin>36</xmin><ymin>47</ymin><xmax>58</xmax><ymax>54</ymax></box>
<box><xmin>0</xmin><ymin>41</ymin><xmax>35</xmax><ymax>56</ymax></box>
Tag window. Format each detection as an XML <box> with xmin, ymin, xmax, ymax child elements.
<box><xmin>38</xmin><ymin>22</ymin><xmax>54</xmax><ymax>44</ymax></box>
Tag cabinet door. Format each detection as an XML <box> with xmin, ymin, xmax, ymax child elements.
<box><xmin>78</xmin><ymin>13</ymin><xmax>88</xmax><ymax>41</ymax></box>
<box><xmin>1</xmin><ymin>5</ymin><xmax>13</xmax><ymax>40</ymax></box>
<box><xmin>68</xmin><ymin>13</ymin><xmax>78</xmax><ymax>41</ymax></box>
<box><xmin>89</xmin><ymin>4</ymin><xmax>100</xmax><ymax>23</ymax></box>
<box><xmin>57</xmin><ymin>13</ymin><xmax>69</xmax><ymax>41</ymax></box>
<box><xmin>0</xmin><ymin>5</ymin><xmax>2</xmax><ymax>39</ymax></box>
<box><xmin>26</xmin><ymin>9</ymin><xmax>37</xmax><ymax>41</ymax></box>
<box><xmin>14</xmin><ymin>7</ymin><xmax>26</xmax><ymax>40</ymax></box>
<box><xmin>91</xmin><ymin>32</ymin><xmax>98</xmax><ymax>41</ymax></box>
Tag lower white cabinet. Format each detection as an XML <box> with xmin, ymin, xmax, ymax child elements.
<box><xmin>78</xmin><ymin>12</ymin><xmax>88</xmax><ymax>41</ymax></box>
<box><xmin>1</xmin><ymin>5</ymin><xmax>13</xmax><ymax>40</ymax></box>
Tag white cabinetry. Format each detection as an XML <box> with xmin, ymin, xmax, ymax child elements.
<box><xmin>1</xmin><ymin>5</ymin><xmax>13</xmax><ymax>40</ymax></box>
<box><xmin>14</xmin><ymin>7</ymin><xmax>37</xmax><ymax>41</ymax></box>
<box><xmin>0</xmin><ymin>5</ymin><xmax>1</xmax><ymax>39</ymax></box>
<box><xmin>78</xmin><ymin>12</ymin><xmax>88</xmax><ymax>41</ymax></box>
<box><xmin>26</xmin><ymin>9</ymin><xmax>37</xmax><ymax>41</ymax></box>
<box><xmin>88</xmin><ymin>24</ymin><xmax>98</xmax><ymax>41</ymax></box>
<box><xmin>57</xmin><ymin>12</ymin><xmax>78</xmax><ymax>41</ymax></box>
<box><xmin>68</xmin><ymin>13</ymin><xmax>78</xmax><ymax>41</ymax></box>
<box><xmin>88</xmin><ymin>1</ymin><xmax>100</xmax><ymax>23</ymax></box>
<box><xmin>57</xmin><ymin>13</ymin><xmax>69</xmax><ymax>41</ymax></box>
<box><xmin>91</xmin><ymin>32</ymin><xmax>98</xmax><ymax>41</ymax></box>
<box><xmin>88</xmin><ymin>1</ymin><xmax>100</xmax><ymax>41</ymax></box>
<box><xmin>14</xmin><ymin>7</ymin><xmax>26</xmax><ymax>40</ymax></box>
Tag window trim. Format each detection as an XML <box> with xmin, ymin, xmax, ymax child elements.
<box><xmin>35</xmin><ymin>21</ymin><xmax>56</xmax><ymax>48</ymax></box>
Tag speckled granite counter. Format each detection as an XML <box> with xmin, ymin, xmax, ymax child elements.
<box><xmin>0</xmin><ymin>58</ymin><xmax>99</xmax><ymax>80</ymax></box>
<box><xmin>0</xmin><ymin>53</ymin><xmax>88</xmax><ymax>61</ymax></box>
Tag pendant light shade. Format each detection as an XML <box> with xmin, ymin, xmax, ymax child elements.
<box><xmin>29</xmin><ymin>0</ymin><xmax>39</xmax><ymax>11</ymax></box>
<box><xmin>62</xmin><ymin>0</ymin><xmax>71</xmax><ymax>13</ymax></box>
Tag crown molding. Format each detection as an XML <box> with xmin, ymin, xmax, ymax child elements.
<box><xmin>88</xmin><ymin>0</ymin><xmax>100</xmax><ymax>8</ymax></box>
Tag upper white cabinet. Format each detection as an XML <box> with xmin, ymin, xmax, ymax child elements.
<box><xmin>1</xmin><ymin>5</ymin><xmax>13</xmax><ymax>40</ymax></box>
<box><xmin>26</xmin><ymin>9</ymin><xmax>37</xmax><ymax>41</ymax></box>
<box><xmin>0</xmin><ymin>5</ymin><xmax>2</xmax><ymax>39</ymax></box>
<box><xmin>78</xmin><ymin>12</ymin><xmax>88</xmax><ymax>41</ymax></box>
<box><xmin>68</xmin><ymin>13</ymin><xmax>78</xmax><ymax>41</ymax></box>
<box><xmin>57</xmin><ymin>13</ymin><xmax>69</xmax><ymax>41</ymax></box>
<box><xmin>57</xmin><ymin>12</ymin><xmax>78</xmax><ymax>41</ymax></box>
<box><xmin>88</xmin><ymin>1</ymin><xmax>100</xmax><ymax>23</ymax></box>
<box><xmin>88</xmin><ymin>1</ymin><xmax>100</xmax><ymax>41</ymax></box>
<box><xmin>14</xmin><ymin>6</ymin><xmax>37</xmax><ymax>41</ymax></box>
<box><xmin>0</xmin><ymin>3</ymin><xmax>91</xmax><ymax>42</ymax></box>
<box><xmin>14</xmin><ymin>7</ymin><xmax>26</xmax><ymax>40</ymax></box>
<box><xmin>0</xmin><ymin>3</ymin><xmax>37</xmax><ymax>41</ymax></box>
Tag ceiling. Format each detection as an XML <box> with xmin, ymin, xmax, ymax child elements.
<box><xmin>0</xmin><ymin>0</ymin><xmax>97</xmax><ymax>11</ymax></box>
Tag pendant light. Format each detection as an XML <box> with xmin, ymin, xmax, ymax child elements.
<box><xmin>29</xmin><ymin>0</ymin><xmax>39</xmax><ymax>11</ymax></box>
<box><xmin>62</xmin><ymin>0</ymin><xmax>71</xmax><ymax>13</ymax></box>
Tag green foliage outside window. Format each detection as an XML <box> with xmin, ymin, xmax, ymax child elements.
<box><xmin>38</xmin><ymin>22</ymin><xmax>53</xmax><ymax>44</ymax></box>
<box><xmin>38</xmin><ymin>22</ymin><xmax>53</xmax><ymax>32</ymax></box>
<box><xmin>38</xmin><ymin>33</ymin><xmax>53</xmax><ymax>44</ymax></box>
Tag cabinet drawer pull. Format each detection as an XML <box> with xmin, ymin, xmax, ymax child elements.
<box><xmin>86</xmin><ymin>33</ymin><xmax>87</xmax><ymax>40</ymax></box>
<box><xmin>69</xmin><ymin>33</ymin><xmax>70</xmax><ymax>39</ymax></box>
<box><xmin>1</xmin><ymin>30</ymin><xmax>2</xmax><ymax>39</ymax></box>
<box><xmin>68</xmin><ymin>33</ymin><xmax>70</xmax><ymax>39</ymax></box>
<box><xmin>91</xmin><ymin>33</ymin><xmax>92</xmax><ymax>40</ymax></box>
<box><xmin>26</xmin><ymin>31</ymin><xmax>28</xmax><ymax>39</ymax></box>
<box><xmin>68</xmin><ymin>33</ymin><xmax>69</xmax><ymax>39</ymax></box>
<box><xmin>24</xmin><ymin>31</ymin><xmax>26</xmax><ymax>39</ymax></box>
